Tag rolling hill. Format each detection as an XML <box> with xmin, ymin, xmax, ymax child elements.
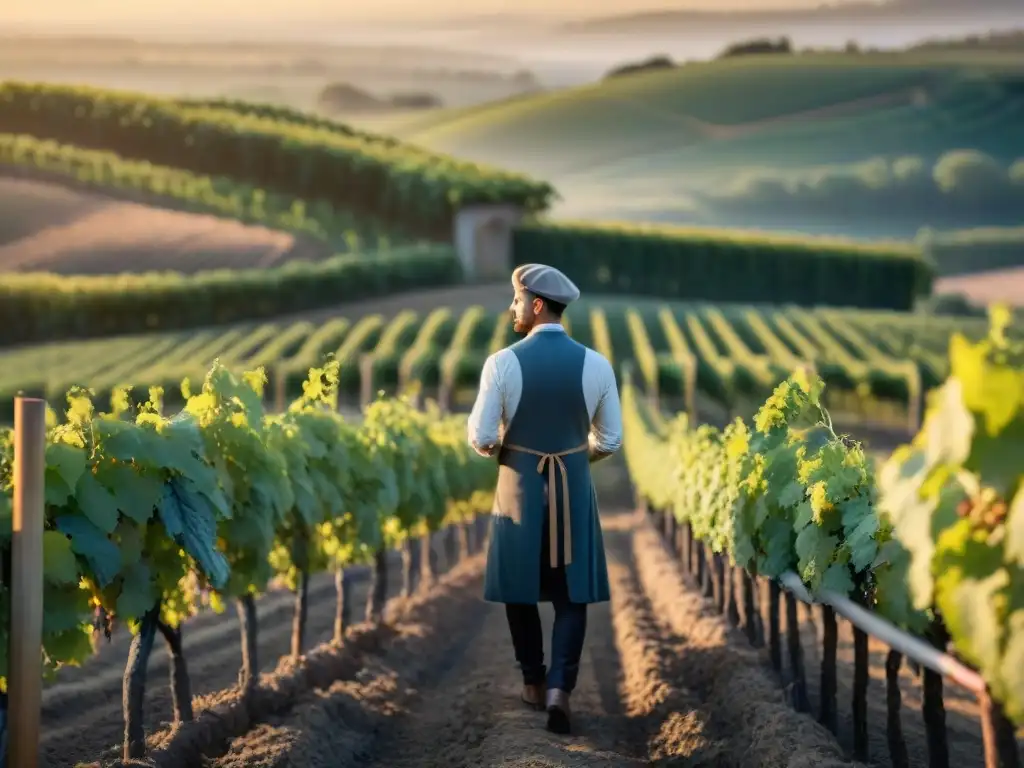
<box><xmin>366</xmin><ymin>53</ymin><xmax>1024</xmax><ymax>232</ymax></box>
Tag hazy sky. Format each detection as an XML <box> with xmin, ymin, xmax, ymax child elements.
<box><xmin>2</xmin><ymin>0</ymin><xmax>859</xmax><ymax>26</ymax></box>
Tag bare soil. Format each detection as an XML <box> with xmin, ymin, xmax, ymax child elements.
<box><xmin>936</xmin><ymin>267</ymin><xmax>1024</xmax><ymax>308</ymax></box>
<box><xmin>0</xmin><ymin>176</ymin><xmax>331</xmax><ymax>275</ymax></box>
<box><xmin>39</xmin><ymin>548</ymin><xmax>414</xmax><ymax>767</ymax></box>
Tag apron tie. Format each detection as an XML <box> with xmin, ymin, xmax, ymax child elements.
<box><xmin>503</xmin><ymin>441</ymin><xmax>589</xmax><ymax>569</ymax></box>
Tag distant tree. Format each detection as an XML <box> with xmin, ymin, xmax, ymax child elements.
<box><xmin>389</xmin><ymin>92</ymin><xmax>443</xmax><ymax>109</ymax></box>
<box><xmin>717</xmin><ymin>36</ymin><xmax>793</xmax><ymax>59</ymax></box>
<box><xmin>316</xmin><ymin>82</ymin><xmax>382</xmax><ymax>112</ymax></box>
<box><xmin>316</xmin><ymin>82</ymin><xmax>442</xmax><ymax>113</ymax></box>
<box><xmin>603</xmin><ymin>55</ymin><xmax>675</xmax><ymax>80</ymax></box>
<box><xmin>510</xmin><ymin>69</ymin><xmax>542</xmax><ymax>89</ymax></box>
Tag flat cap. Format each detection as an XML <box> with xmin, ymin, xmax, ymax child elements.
<box><xmin>512</xmin><ymin>263</ymin><xmax>580</xmax><ymax>305</ymax></box>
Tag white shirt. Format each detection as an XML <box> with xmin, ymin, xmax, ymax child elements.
<box><xmin>467</xmin><ymin>324</ymin><xmax>623</xmax><ymax>459</ymax></box>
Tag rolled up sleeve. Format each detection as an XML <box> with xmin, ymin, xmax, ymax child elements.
<box><xmin>467</xmin><ymin>353</ymin><xmax>503</xmax><ymax>457</ymax></box>
<box><xmin>588</xmin><ymin>353</ymin><xmax>622</xmax><ymax>458</ymax></box>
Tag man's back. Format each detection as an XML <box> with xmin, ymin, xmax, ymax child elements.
<box><xmin>467</xmin><ymin>325</ymin><xmax>621</xmax><ymax>460</ymax></box>
<box><xmin>503</xmin><ymin>330</ymin><xmax>590</xmax><ymax>454</ymax></box>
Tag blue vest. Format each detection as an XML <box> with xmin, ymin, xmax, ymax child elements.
<box><xmin>483</xmin><ymin>327</ymin><xmax>611</xmax><ymax>605</ymax></box>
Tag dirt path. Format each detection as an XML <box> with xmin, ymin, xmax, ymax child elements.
<box><xmin>39</xmin><ymin>550</ymin><xmax>412</xmax><ymax>767</ymax></box>
<box><xmin>197</xmin><ymin>462</ymin><xmax>853</xmax><ymax>768</ymax></box>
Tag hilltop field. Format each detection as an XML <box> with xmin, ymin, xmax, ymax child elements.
<box><xmin>359</xmin><ymin>51</ymin><xmax>1024</xmax><ymax>240</ymax></box>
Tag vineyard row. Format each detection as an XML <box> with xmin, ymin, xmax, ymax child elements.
<box><xmin>620</xmin><ymin>307</ymin><xmax>1023</xmax><ymax>759</ymax></box>
<box><xmin>0</xmin><ymin>359</ymin><xmax>497</xmax><ymax>761</ymax></box>
<box><xmin>2</xmin><ymin>301</ymin><xmax>1016</xmax><ymax>426</ymax></box>
<box><xmin>0</xmin><ymin>81</ymin><xmax>554</xmax><ymax>240</ymax></box>
<box><xmin>0</xmin><ymin>132</ymin><xmax>414</xmax><ymax>253</ymax></box>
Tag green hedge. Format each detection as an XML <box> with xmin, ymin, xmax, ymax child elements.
<box><xmin>0</xmin><ymin>133</ymin><xmax>407</xmax><ymax>252</ymax></box>
<box><xmin>917</xmin><ymin>226</ymin><xmax>1024</xmax><ymax>277</ymax></box>
<box><xmin>0</xmin><ymin>246</ymin><xmax>461</xmax><ymax>346</ymax></box>
<box><xmin>513</xmin><ymin>220</ymin><xmax>932</xmax><ymax>311</ymax></box>
<box><xmin>0</xmin><ymin>82</ymin><xmax>554</xmax><ymax>240</ymax></box>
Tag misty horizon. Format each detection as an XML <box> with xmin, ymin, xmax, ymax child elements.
<box><xmin>3</xmin><ymin>0</ymin><xmax>1016</xmax><ymax>35</ymax></box>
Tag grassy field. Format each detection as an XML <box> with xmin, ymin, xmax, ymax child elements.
<box><xmin>359</xmin><ymin>53</ymin><xmax>1024</xmax><ymax>234</ymax></box>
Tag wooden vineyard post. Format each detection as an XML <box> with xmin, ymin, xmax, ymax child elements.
<box><xmin>682</xmin><ymin>354</ymin><xmax>697</xmax><ymax>422</ymax></box>
<box><xmin>979</xmin><ymin>688</ymin><xmax>1021</xmax><ymax>768</ymax></box>
<box><xmin>9</xmin><ymin>398</ymin><xmax>46</xmax><ymax>768</ymax></box>
<box><xmin>886</xmin><ymin>650</ymin><xmax>910</xmax><ymax>768</ymax></box>
<box><xmin>852</xmin><ymin>623</ymin><xmax>870</xmax><ymax>761</ymax></box>
<box><xmin>907</xmin><ymin>361</ymin><xmax>926</xmax><ymax>435</ymax></box>
<box><xmin>768</xmin><ymin>580</ymin><xmax>782</xmax><ymax>672</ymax></box>
<box><xmin>922</xmin><ymin>620</ymin><xmax>950</xmax><ymax>768</ymax></box>
<box><xmin>273</xmin><ymin>366</ymin><xmax>286</xmax><ymax>413</ymax></box>
<box><xmin>819</xmin><ymin>605</ymin><xmax>839</xmax><ymax>734</ymax></box>
<box><xmin>359</xmin><ymin>354</ymin><xmax>375</xmax><ymax>408</ymax></box>
<box><xmin>438</xmin><ymin>381</ymin><xmax>452</xmax><ymax>414</ymax></box>
<box><xmin>784</xmin><ymin>591</ymin><xmax>809</xmax><ymax>712</ymax></box>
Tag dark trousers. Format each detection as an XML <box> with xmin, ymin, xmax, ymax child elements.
<box><xmin>505</xmin><ymin>566</ymin><xmax>587</xmax><ymax>693</ymax></box>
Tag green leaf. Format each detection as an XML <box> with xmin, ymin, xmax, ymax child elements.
<box><xmin>964</xmin><ymin>414</ymin><xmax>1024</xmax><ymax>500</ymax></box>
<box><xmin>795</xmin><ymin>524</ymin><xmax>837</xmax><ymax>591</ymax></box>
<box><xmin>820</xmin><ymin>562</ymin><xmax>855</xmax><ymax>596</ymax></box>
<box><xmin>921</xmin><ymin>379</ymin><xmax>974</xmax><ymax>466</ymax></box>
<box><xmin>843</xmin><ymin>499</ymin><xmax>880</xmax><ymax>573</ymax></box>
<box><xmin>42</xmin><ymin>626</ymin><xmax>94</xmax><ymax>670</ymax></box>
<box><xmin>54</xmin><ymin>515</ymin><xmax>122</xmax><ymax>587</ymax></box>
<box><xmin>934</xmin><ymin>519</ymin><xmax>1008</xmax><ymax>673</ymax></box>
<box><xmin>75</xmin><ymin>471</ymin><xmax>120</xmax><ymax>533</ymax></box>
<box><xmin>115</xmin><ymin>520</ymin><xmax>144</xmax><ymax>568</ymax></box>
<box><xmin>45</xmin><ymin>443</ymin><xmax>87</xmax><ymax>506</ymax></box>
<box><xmin>997</xmin><ymin>609</ymin><xmax>1024</xmax><ymax>724</ymax></box>
<box><xmin>43</xmin><ymin>531</ymin><xmax>79</xmax><ymax>585</ymax></box>
<box><xmin>777</xmin><ymin>479</ymin><xmax>805</xmax><ymax>509</ymax></box>
<box><xmin>116</xmin><ymin>562</ymin><xmax>157</xmax><ymax>619</ymax></box>
<box><xmin>0</xmin><ymin>500</ymin><xmax>11</xmax><ymax>542</ymax></box>
<box><xmin>95</xmin><ymin>462</ymin><xmax>162</xmax><ymax>523</ymax></box>
<box><xmin>42</xmin><ymin>584</ymin><xmax>91</xmax><ymax>634</ymax></box>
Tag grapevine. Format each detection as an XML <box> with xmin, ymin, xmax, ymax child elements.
<box><xmin>876</xmin><ymin>303</ymin><xmax>1024</xmax><ymax>723</ymax></box>
<box><xmin>622</xmin><ymin>304</ymin><xmax>1023</xmax><ymax>727</ymax></box>
<box><xmin>0</xmin><ymin>357</ymin><xmax>497</xmax><ymax>760</ymax></box>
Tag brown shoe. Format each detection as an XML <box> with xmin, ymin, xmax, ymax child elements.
<box><xmin>521</xmin><ymin>683</ymin><xmax>545</xmax><ymax>710</ymax></box>
<box><xmin>545</xmin><ymin>688</ymin><xmax>571</xmax><ymax>734</ymax></box>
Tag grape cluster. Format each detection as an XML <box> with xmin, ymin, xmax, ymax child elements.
<box><xmin>956</xmin><ymin>487</ymin><xmax>1009</xmax><ymax>530</ymax></box>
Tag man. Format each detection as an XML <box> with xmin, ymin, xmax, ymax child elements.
<box><xmin>467</xmin><ymin>263</ymin><xmax>622</xmax><ymax>735</ymax></box>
